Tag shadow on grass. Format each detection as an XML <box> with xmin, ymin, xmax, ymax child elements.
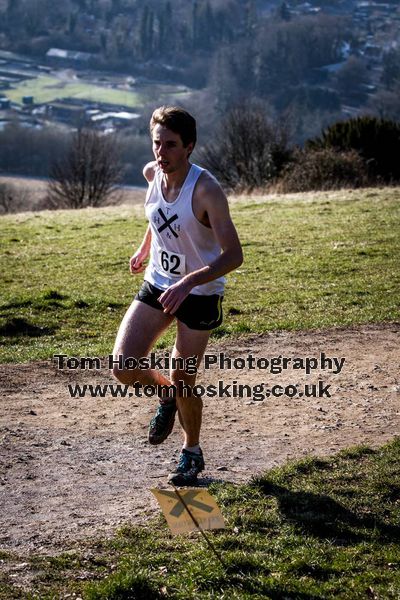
<box><xmin>0</xmin><ymin>317</ymin><xmax>56</xmax><ymax>337</ymax></box>
<box><xmin>256</xmin><ymin>480</ymin><xmax>400</xmax><ymax>545</ymax></box>
<box><xmin>0</xmin><ymin>299</ymin><xmax>33</xmax><ymax>310</ymax></box>
<box><xmin>200</xmin><ymin>568</ymin><xmax>324</xmax><ymax>600</ymax></box>
<box><xmin>0</xmin><ymin>290</ymin><xmax>67</xmax><ymax>313</ymax></box>
<box><xmin>86</xmin><ymin>571</ymin><xmax>165</xmax><ymax>600</ymax></box>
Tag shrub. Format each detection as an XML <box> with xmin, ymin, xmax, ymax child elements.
<box><xmin>277</xmin><ymin>147</ymin><xmax>369</xmax><ymax>192</ymax></box>
<box><xmin>308</xmin><ymin>116</ymin><xmax>400</xmax><ymax>183</ymax></box>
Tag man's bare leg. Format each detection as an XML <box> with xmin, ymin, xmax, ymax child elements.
<box><xmin>112</xmin><ymin>299</ymin><xmax>174</xmax><ymax>390</ymax></box>
<box><xmin>170</xmin><ymin>320</ymin><xmax>210</xmax><ymax>447</ymax></box>
<box><xmin>113</xmin><ymin>300</ymin><xmax>181</xmax><ymax>445</ymax></box>
<box><xmin>167</xmin><ymin>321</ymin><xmax>210</xmax><ymax>485</ymax></box>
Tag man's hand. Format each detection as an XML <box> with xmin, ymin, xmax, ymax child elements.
<box><xmin>130</xmin><ymin>247</ymin><xmax>148</xmax><ymax>274</ymax></box>
<box><xmin>158</xmin><ymin>278</ymin><xmax>192</xmax><ymax>314</ymax></box>
<box><xmin>130</xmin><ymin>225</ymin><xmax>152</xmax><ymax>275</ymax></box>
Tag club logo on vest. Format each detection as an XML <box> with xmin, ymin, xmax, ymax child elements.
<box><xmin>155</xmin><ymin>208</ymin><xmax>181</xmax><ymax>239</ymax></box>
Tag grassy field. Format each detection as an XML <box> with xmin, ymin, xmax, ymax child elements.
<box><xmin>0</xmin><ymin>187</ymin><xmax>399</xmax><ymax>363</ymax></box>
<box><xmin>1</xmin><ymin>189</ymin><xmax>399</xmax><ymax>597</ymax></box>
<box><xmin>3</xmin><ymin>74</ymin><xmax>190</xmax><ymax>107</ymax></box>
<box><xmin>0</xmin><ymin>438</ymin><xmax>399</xmax><ymax>598</ymax></box>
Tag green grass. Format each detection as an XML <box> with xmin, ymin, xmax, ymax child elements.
<box><xmin>4</xmin><ymin>74</ymin><xmax>190</xmax><ymax>107</ymax></box>
<box><xmin>0</xmin><ymin>187</ymin><xmax>399</xmax><ymax>362</ymax></box>
<box><xmin>1</xmin><ymin>438</ymin><xmax>399</xmax><ymax>598</ymax></box>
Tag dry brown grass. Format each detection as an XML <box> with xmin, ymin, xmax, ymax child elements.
<box><xmin>0</xmin><ymin>175</ymin><xmax>146</xmax><ymax>212</ymax></box>
<box><xmin>0</xmin><ymin>176</ymin><xmax>47</xmax><ymax>211</ymax></box>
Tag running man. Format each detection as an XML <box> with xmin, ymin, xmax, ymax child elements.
<box><xmin>112</xmin><ymin>106</ymin><xmax>243</xmax><ymax>486</ymax></box>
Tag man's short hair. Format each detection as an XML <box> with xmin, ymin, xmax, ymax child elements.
<box><xmin>150</xmin><ymin>106</ymin><xmax>197</xmax><ymax>149</ymax></box>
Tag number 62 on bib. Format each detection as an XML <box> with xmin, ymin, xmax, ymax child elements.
<box><xmin>158</xmin><ymin>248</ymin><xmax>186</xmax><ymax>278</ymax></box>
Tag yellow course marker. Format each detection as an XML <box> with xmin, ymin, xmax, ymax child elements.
<box><xmin>151</xmin><ymin>487</ymin><xmax>225</xmax><ymax>536</ymax></box>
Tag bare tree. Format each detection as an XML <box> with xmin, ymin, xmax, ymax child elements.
<box><xmin>47</xmin><ymin>129</ymin><xmax>123</xmax><ymax>209</ymax></box>
<box><xmin>198</xmin><ymin>102</ymin><xmax>291</xmax><ymax>191</ymax></box>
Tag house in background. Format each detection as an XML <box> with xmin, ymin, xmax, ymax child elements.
<box><xmin>46</xmin><ymin>48</ymin><xmax>95</xmax><ymax>69</ymax></box>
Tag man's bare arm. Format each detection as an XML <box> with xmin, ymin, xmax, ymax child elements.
<box><xmin>130</xmin><ymin>224</ymin><xmax>151</xmax><ymax>274</ymax></box>
<box><xmin>130</xmin><ymin>162</ymin><xmax>157</xmax><ymax>274</ymax></box>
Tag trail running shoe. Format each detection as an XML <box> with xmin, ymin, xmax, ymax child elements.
<box><xmin>168</xmin><ymin>448</ymin><xmax>205</xmax><ymax>486</ymax></box>
<box><xmin>148</xmin><ymin>400</ymin><xmax>177</xmax><ymax>445</ymax></box>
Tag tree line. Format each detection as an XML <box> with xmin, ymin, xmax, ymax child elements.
<box><xmin>2</xmin><ymin>109</ymin><xmax>400</xmax><ymax>213</ymax></box>
<box><xmin>1</xmin><ymin>0</ymin><xmax>244</xmax><ymax>85</ymax></box>
<box><xmin>1</xmin><ymin>0</ymin><xmax>400</xmax><ymax>138</ymax></box>
<box><xmin>4</xmin><ymin>0</ymin><xmax>400</xmax><ymax>137</ymax></box>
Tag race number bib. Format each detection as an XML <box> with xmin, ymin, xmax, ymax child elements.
<box><xmin>158</xmin><ymin>248</ymin><xmax>186</xmax><ymax>278</ymax></box>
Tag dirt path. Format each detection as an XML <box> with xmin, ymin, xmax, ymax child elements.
<box><xmin>0</xmin><ymin>323</ymin><xmax>399</xmax><ymax>556</ymax></box>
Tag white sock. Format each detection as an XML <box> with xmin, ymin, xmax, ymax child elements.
<box><xmin>183</xmin><ymin>444</ymin><xmax>201</xmax><ymax>454</ymax></box>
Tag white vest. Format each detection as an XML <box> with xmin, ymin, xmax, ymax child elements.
<box><xmin>144</xmin><ymin>164</ymin><xmax>225</xmax><ymax>296</ymax></box>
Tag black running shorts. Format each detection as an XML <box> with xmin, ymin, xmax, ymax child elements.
<box><xmin>135</xmin><ymin>280</ymin><xmax>223</xmax><ymax>331</ymax></box>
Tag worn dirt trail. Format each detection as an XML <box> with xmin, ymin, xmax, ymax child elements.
<box><xmin>0</xmin><ymin>323</ymin><xmax>399</xmax><ymax>556</ymax></box>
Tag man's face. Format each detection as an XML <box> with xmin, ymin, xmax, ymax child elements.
<box><xmin>152</xmin><ymin>124</ymin><xmax>193</xmax><ymax>173</ymax></box>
